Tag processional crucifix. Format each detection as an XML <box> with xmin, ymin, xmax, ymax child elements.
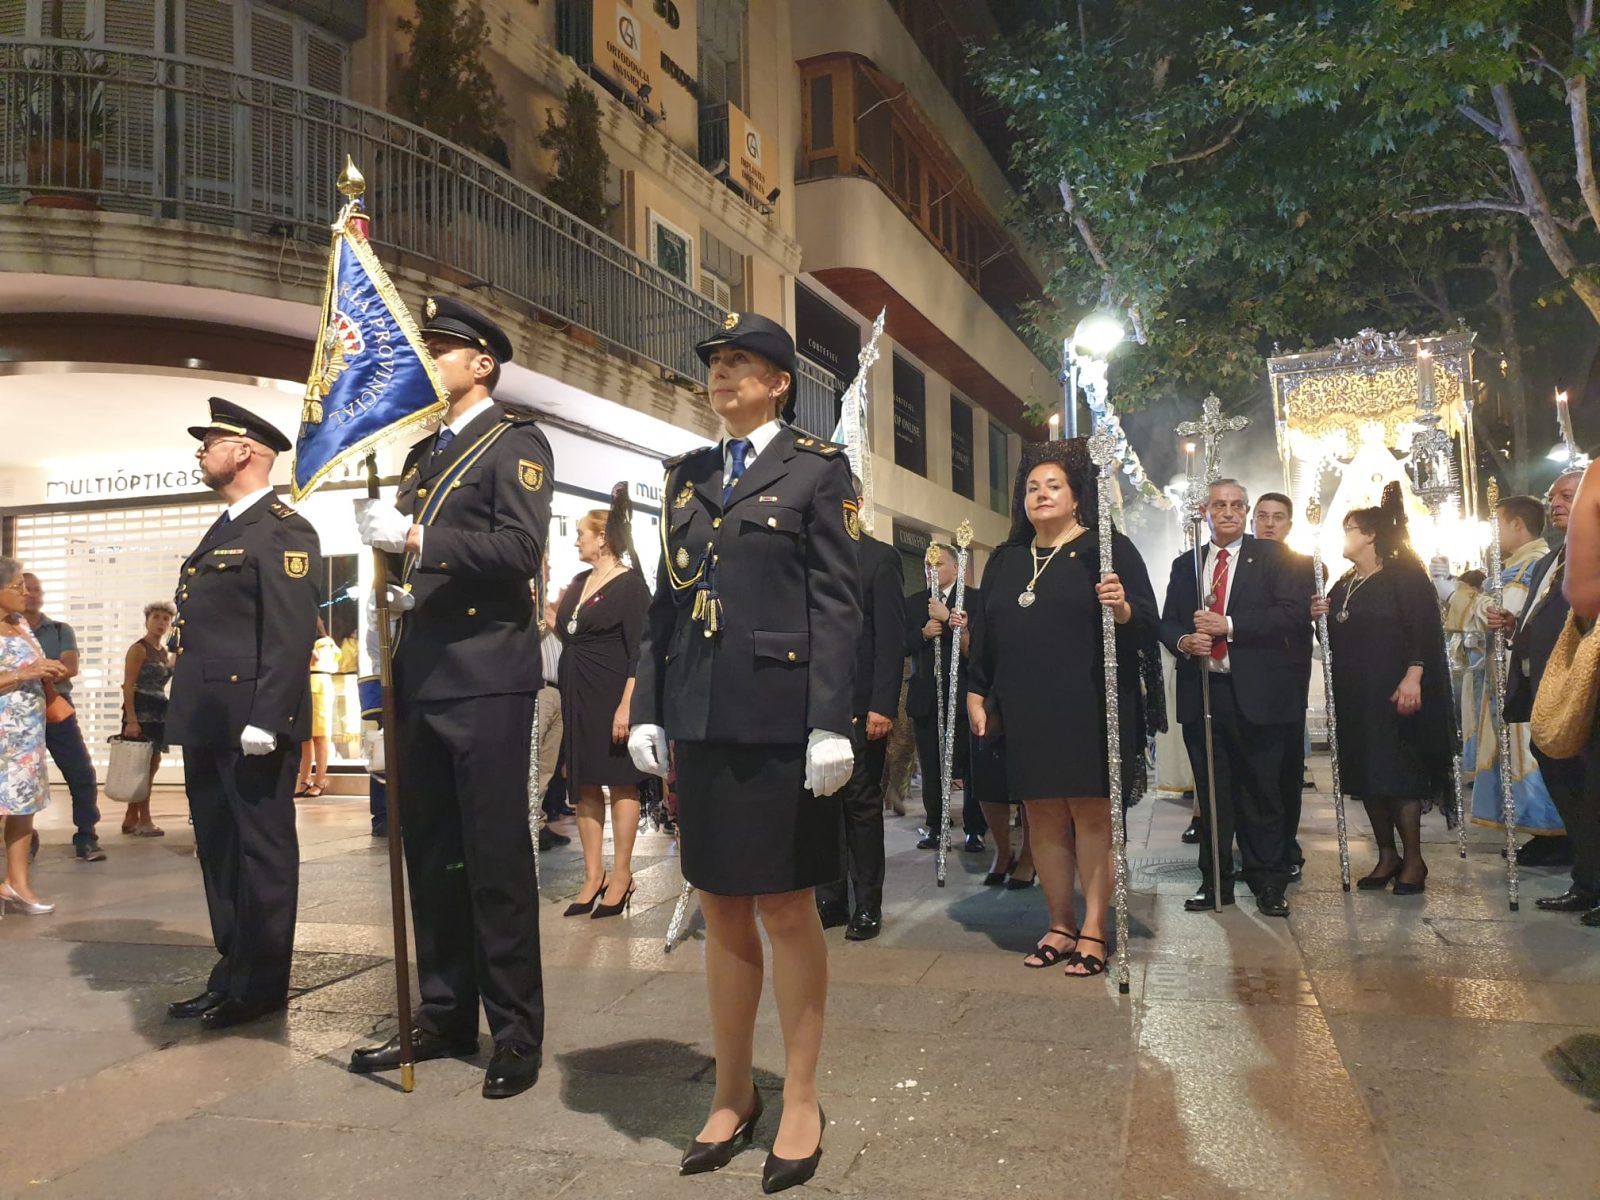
<box><xmin>1173</xmin><ymin>394</ymin><xmax>1247</xmax><ymax>914</ymax></box>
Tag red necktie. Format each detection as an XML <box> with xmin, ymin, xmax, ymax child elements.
<box><xmin>1208</xmin><ymin>547</ymin><xmax>1230</xmax><ymax>661</ymax></box>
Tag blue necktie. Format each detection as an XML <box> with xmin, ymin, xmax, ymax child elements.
<box><xmin>723</xmin><ymin>438</ymin><xmax>750</xmax><ymax>507</ymax></box>
<box><xmin>432</xmin><ymin>427</ymin><xmax>456</xmax><ymax>458</ymax></box>
<box><xmin>202</xmin><ymin>510</ymin><xmax>231</xmax><ymax>544</ymax></box>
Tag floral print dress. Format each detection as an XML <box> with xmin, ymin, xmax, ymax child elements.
<box><xmin>0</xmin><ymin>623</ymin><xmax>51</xmax><ymax>816</ymax></box>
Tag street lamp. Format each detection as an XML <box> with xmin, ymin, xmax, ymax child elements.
<box><xmin>1072</xmin><ymin>311</ymin><xmax>1127</xmax><ymax>361</ymax></box>
<box><xmin>1063</xmin><ymin>311</ymin><xmax>1126</xmax><ymax>438</ymax></box>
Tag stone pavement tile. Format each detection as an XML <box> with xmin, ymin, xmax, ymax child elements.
<box><xmin>1310</xmin><ymin>967</ymin><xmax>1600</xmax><ymax>1025</ymax></box>
<box><xmin>554</xmin><ymin>1160</ymin><xmax>774</xmax><ymax>1199</ymax></box>
<box><xmin>1120</xmin><ymin>1055</ymin><xmax>1395</xmax><ymax>1200</ymax></box>
<box><xmin>0</xmin><ymin>974</ymin><xmax>202</xmax><ymax>1040</ymax></box>
<box><xmin>1138</xmin><ymin>1000</ymin><xmax>1352</xmax><ymax>1075</ymax></box>
<box><xmin>289</xmin><ymin>920</ymin><xmax>394</xmax><ymax>955</ymax></box>
<box><xmin>0</xmin><ymin>1033</ymin><xmax>327</xmax><ymax>1192</ymax></box>
<box><xmin>2</xmin><ymin>1028</ymin><xmax>160</xmax><ymax>1100</ymax></box>
<box><xmin>1359</xmin><ymin>1068</ymin><xmax>1599</xmax><ymax>1200</ymax></box>
<box><xmin>288</xmin><ymin>950</ymin><xmax>388</xmax><ymax>993</ymax></box>
<box><xmin>289</xmin><ymin>965</ymin><xmax>405</xmax><ymax>1017</ymax></box>
<box><xmin>916</xmin><ymin>947</ymin><xmax>1147</xmax><ymax>997</ymax></box>
<box><xmin>32</xmin><ymin>1115</ymin><xmax>580</xmax><ymax>1200</ymax></box>
<box><xmin>827</xmin><ymin>942</ymin><xmax>942</xmax><ymax>987</ymax></box>
<box><xmin>1141</xmin><ymin>961</ymin><xmax>1318</xmax><ymax>1007</ymax></box>
<box><xmin>1296</xmin><ymin>936</ymin><xmax>1600</xmax><ymax>983</ymax></box>
<box><xmin>36</xmin><ymin>915</ymin><xmax>212</xmax><ymax>947</ymax></box>
<box><xmin>0</xmin><ymin>936</ymin><xmax>216</xmax><ymax>986</ymax></box>
<box><xmin>1327</xmin><ymin>1013</ymin><xmax>1598</xmax><ymax>1080</ymax></box>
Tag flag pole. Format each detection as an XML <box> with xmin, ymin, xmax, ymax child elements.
<box><xmin>339</xmin><ymin>158</ymin><xmax>417</xmax><ymax>1093</ymax></box>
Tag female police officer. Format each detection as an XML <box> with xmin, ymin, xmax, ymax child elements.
<box><xmin>629</xmin><ymin>313</ymin><xmax>860</xmax><ymax>1193</ymax></box>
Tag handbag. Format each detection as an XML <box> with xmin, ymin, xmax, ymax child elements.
<box><xmin>105</xmin><ymin>736</ymin><xmax>154</xmax><ymax>805</ymax></box>
<box><xmin>1530</xmin><ymin>611</ymin><xmax>1600</xmax><ymax>759</ymax></box>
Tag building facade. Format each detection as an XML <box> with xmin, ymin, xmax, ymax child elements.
<box><xmin>0</xmin><ymin>0</ymin><xmax>1048</xmax><ymax>773</ymax></box>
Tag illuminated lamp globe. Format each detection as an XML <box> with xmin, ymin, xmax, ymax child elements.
<box><xmin>1072</xmin><ymin>312</ymin><xmax>1126</xmax><ymax>360</ymax></box>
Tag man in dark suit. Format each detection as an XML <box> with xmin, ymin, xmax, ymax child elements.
<box><xmin>1161</xmin><ymin>479</ymin><xmax>1307</xmax><ymax>917</ymax></box>
<box><xmin>1251</xmin><ymin>492</ymin><xmax>1315</xmax><ymax>879</ymax></box>
<box><xmin>816</xmin><ymin>476</ymin><xmax>905</xmax><ymax>940</ymax></box>
<box><xmin>905</xmin><ymin>545</ymin><xmax>984</xmax><ymax>852</ymax></box>
<box><xmin>1503</xmin><ymin>470</ymin><xmax>1600</xmax><ymax>922</ymax></box>
<box><xmin>165</xmin><ymin>398</ymin><xmax>321</xmax><ymax>1031</ymax></box>
<box><xmin>349</xmin><ymin>296</ymin><xmax>552</xmax><ymax>1099</ymax></box>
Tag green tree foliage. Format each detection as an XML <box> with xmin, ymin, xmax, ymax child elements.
<box><xmin>540</xmin><ymin>81</ymin><xmax>611</xmax><ymax>228</ymax></box>
<box><xmin>394</xmin><ymin>0</ymin><xmax>508</xmax><ymax>161</ymax></box>
<box><xmin>978</xmin><ymin>0</ymin><xmax>1600</xmax><ymax>437</ymax></box>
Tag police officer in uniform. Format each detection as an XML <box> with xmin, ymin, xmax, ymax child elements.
<box><xmin>348</xmin><ymin>296</ymin><xmax>552</xmax><ymax>1099</ymax></box>
<box><xmin>629</xmin><ymin>312</ymin><xmax>860</xmax><ymax>1193</ymax></box>
<box><xmin>165</xmin><ymin>398</ymin><xmax>322</xmax><ymax>1031</ymax></box>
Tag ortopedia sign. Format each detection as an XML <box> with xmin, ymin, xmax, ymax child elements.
<box><xmin>594</xmin><ymin>0</ymin><xmax>658</xmax><ymax>97</ymax></box>
<box><xmin>728</xmin><ymin>101</ymin><xmax>769</xmax><ymax>199</ymax></box>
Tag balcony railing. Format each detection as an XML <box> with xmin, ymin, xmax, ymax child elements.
<box><xmin>0</xmin><ymin>38</ymin><xmax>833</xmax><ymax>398</ymax></box>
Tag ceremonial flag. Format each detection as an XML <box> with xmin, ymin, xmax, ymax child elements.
<box><xmin>291</xmin><ymin>200</ymin><xmax>446</xmax><ymax>500</ymax></box>
<box><xmin>831</xmin><ymin>307</ymin><xmax>886</xmax><ymax>532</ymax></box>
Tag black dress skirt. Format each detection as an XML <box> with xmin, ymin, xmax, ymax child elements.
<box><xmin>967</xmin><ymin>532</ymin><xmax>1159</xmax><ymax>803</ymax></box>
<box><xmin>1326</xmin><ymin>559</ymin><xmax>1457</xmax><ymax>805</ymax></box>
<box><xmin>555</xmin><ymin>568</ymin><xmax>651</xmax><ymax>790</ymax></box>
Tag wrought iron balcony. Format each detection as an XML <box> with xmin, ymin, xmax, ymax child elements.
<box><xmin>0</xmin><ymin>37</ymin><xmax>844</xmax><ymax>425</ymax></box>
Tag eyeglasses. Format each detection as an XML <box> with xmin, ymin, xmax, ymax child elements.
<box><xmin>0</xmin><ymin>578</ymin><xmax>25</xmax><ymax>593</ymax></box>
<box><xmin>197</xmin><ymin>436</ymin><xmax>248</xmax><ymax>457</ymax></box>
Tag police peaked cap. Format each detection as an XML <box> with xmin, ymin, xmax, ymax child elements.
<box><xmin>695</xmin><ymin>312</ymin><xmax>799</xmax><ymax>420</ymax></box>
<box><xmin>420</xmin><ymin>294</ymin><xmax>514</xmax><ymax>364</ymax></box>
<box><xmin>187</xmin><ymin>396</ymin><xmax>292</xmax><ymax>453</ymax></box>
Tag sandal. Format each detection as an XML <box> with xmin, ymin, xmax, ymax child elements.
<box><xmin>1064</xmin><ymin>935</ymin><xmax>1108</xmax><ymax>978</ymax></box>
<box><xmin>293</xmin><ymin>781</ymin><xmax>313</xmax><ymax>797</ymax></box>
<box><xmin>302</xmin><ymin>785</ymin><xmax>325</xmax><ymax>799</ymax></box>
<box><xmin>134</xmin><ymin>823</ymin><xmax>165</xmax><ymax>838</ymax></box>
<box><xmin>1023</xmin><ymin>928</ymin><xmax>1078</xmax><ymax>969</ymax></box>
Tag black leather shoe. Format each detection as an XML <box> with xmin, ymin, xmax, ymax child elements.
<box><xmin>1256</xmin><ymin>889</ymin><xmax>1290</xmax><ymax>918</ymax></box>
<box><xmin>1288</xmin><ymin>862</ymin><xmax>1303</xmax><ymax>881</ymax></box>
<box><xmin>200</xmin><ymin>996</ymin><xmax>286</xmax><ymax>1030</ymax></box>
<box><xmin>762</xmin><ymin>1104</ymin><xmax>825</xmax><ymax>1194</ymax></box>
<box><xmin>844</xmin><ymin>911</ymin><xmax>881</xmax><ymax>941</ymax></box>
<box><xmin>1180</xmin><ymin>817</ymin><xmax>1202</xmax><ymax>844</ymax></box>
<box><xmin>1529</xmin><ymin>883</ymin><xmax>1593</xmax><ymax>908</ymax></box>
<box><xmin>482</xmin><ymin>1041</ymin><xmax>541</xmax><ymax>1099</ymax></box>
<box><xmin>1184</xmin><ymin>890</ymin><xmax>1234</xmax><ymax>912</ymax></box>
<box><xmin>168</xmin><ymin>989</ymin><xmax>226</xmax><ymax>1019</ymax></box>
<box><xmin>916</xmin><ymin>835</ymin><xmax>939</xmax><ymax>850</ymax></box>
<box><xmin>962</xmin><ymin>834</ymin><xmax>985</xmax><ymax>853</ymax></box>
<box><xmin>537</xmin><ymin>826</ymin><xmax>571</xmax><ymax>851</ymax></box>
<box><xmin>816</xmin><ymin>901</ymin><xmax>850</xmax><ymax>930</ymax></box>
<box><xmin>1518</xmin><ymin>835</ymin><xmax>1574</xmax><ymax>867</ymax></box>
<box><xmin>1536</xmin><ymin>888</ymin><xmax>1600</xmax><ymax>912</ymax></box>
<box><xmin>681</xmin><ymin>1088</ymin><xmax>763</xmax><ymax>1175</ymax></box>
<box><xmin>349</xmin><ymin>1027</ymin><xmax>480</xmax><ymax>1074</ymax></box>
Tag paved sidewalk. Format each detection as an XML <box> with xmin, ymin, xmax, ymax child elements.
<box><xmin>3</xmin><ymin>773</ymin><xmax>1597</xmax><ymax>1199</ymax></box>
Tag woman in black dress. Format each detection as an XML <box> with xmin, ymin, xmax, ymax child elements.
<box><xmin>629</xmin><ymin>313</ymin><xmax>860</xmax><ymax>1193</ymax></box>
<box><xmin>1312</xmin><ymin>483</ymin><xmax>1455</xmax><ymax>893</ymax></box>
<box><xmin>967</xmin><ymin>440</ymin><xmax>1159</xmax><ymax>977</ymax></box>
<box><xmin>555</xmin><ymin>484</ymin><xmax>651</xmax><ymax>919</ymax></box>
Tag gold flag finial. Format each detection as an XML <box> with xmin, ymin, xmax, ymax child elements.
<box><xmin>1306</xmin><ymin>498</ymin><xmax>1322</xmax><ymax>527</ymax></box>
<box><xmin>954</xmin><ymin>519</ymin><xmax>974</xmax><ymax>550</ymax></box>
<box><xmin>925</xmin><ymin>543</ymin><xmax>942</xmax><ymax>567</ymax></box>
<box><xmin>337</xmin><ymin>156</ymin><xmax>366</xmax><ymax>200</ymax></box>
<box><xmin>1487</xmin><ymin>477</ymin><xmax>1500</xmax><ymax>507</ymax></box>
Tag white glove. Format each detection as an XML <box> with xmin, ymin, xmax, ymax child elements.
<box><xmin>805</xmin><ymin>729</ymin><xmax>854</xmax><ymax>797</ymax></box>
<box><xmin>362</xmin><ymin>585</ymin><xmax>412</xmax><ymax>669</ymax></box>
<box><xmin>1429</xmin><ymin>555</ymin><xmax>1452</xmax><ymax>581</ymax></box>
<box><xmin>362</xmin><ymin>725</ymin><xmax>386</xmax><ymax>775</ymax></box>
<box><xmin>1433</xmin><ymin>576</ymin><xmax>1458</xmax><ymax>603</ymax></box>
<box><xmin>354</xmin><ymin>498</ymin><xmax>413</xmax><ymax>553</ymax></box>
<box><xmin>240</xmin><ymin>724</ymin><xmax>277</xmax><ymax>756</ymax></box>
<box><xmin>627</xmin><ymin>724</ymin><xmax>669</xmax><ymax>777</ymax></box>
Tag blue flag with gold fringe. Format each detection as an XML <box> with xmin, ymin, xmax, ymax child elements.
<box><xmin>291</xmin><ymin>207</ymin><xmax>446</xmax><ymax>501</ymax></box>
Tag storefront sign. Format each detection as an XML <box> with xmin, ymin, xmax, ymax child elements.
<box><xmin>43</xmin><ymin>466</ymin><xmax>209</xmax><ymax>501</ymax></box>
<box><xmin>593</xmin><ymin>0</ymin><xmax>658</xmax><ymax>98</ymax></box>
<box><xmin>727</xmin><ymin>100</ymin><xmax>770</xmax><ymax>200</ymax></box>
<box><xmin>892</xmin><ymin>522</ymin><xmax>931</xmax><ymax>558</ymax></box>
<box><xmin>950</xmin><ymin>396</ymin><xmax>974</xmax><ymax>499</ymax></box>
<box><xmin>892</xmin><ymin>355</ymin><xmax>926</xmax><ymax>476</ymax></box>
<box><xmin>795</xmin><ymin>284</ymin><xmax>859</xmax><ymax>377</ymax></box>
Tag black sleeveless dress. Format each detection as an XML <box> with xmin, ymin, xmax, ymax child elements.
<box><xmin>555</xmin><ymin>568</ymin><xmax>651</xmax><ymax>790</ymax></box>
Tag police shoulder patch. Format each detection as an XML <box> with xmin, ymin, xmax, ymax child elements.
<box><xmin>518</xmin><ymin>459</ymin><xmax>545</xmax><ymax>492</ymax></box>
<box><xmin>283</xmin><ymin>550</ymin><xmax>310</xmax><ymax>578</ymax></box>
<box><xmin>843</xmin><ymin>500</ymin><xmax>861</xmax><ymax>542</ymax></box>
<box><xmin>794</xmin><ymin>435</ymin><xmax>846</xmax><ymax>458</ymax></box>
<box><xmin>268</xmin><ymin>500</ymin><xmax>296</xmax><ymax>521</ymax></box>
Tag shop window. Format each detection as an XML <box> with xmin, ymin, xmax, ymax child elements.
<box><xmin>892</xmin><ymin>354</ymin><xmax>927</xmax><ymax>477</ymax></box>
<box><xmin>950</xmin><ymin>395</ymin><xmax>974</xmax><ymax>499</ymax></box>
<box><xmin>648</xmin><ymin>210</ymin><xmax>693</xmax><ymax>284</ymax></box>
<box><xmin>697</xmin><ymin>0</ymin><xmax>746</xmax><ymax>109</ymax></box>
<box><xmin>700</xmin><ymin>226</ymin><xmax>746</xmax><ymax>312</ymax></box>
<box><xmin>988</xmin><ymin>420</ymin><xmax>1010</xmax><ymax>515</ymax></box>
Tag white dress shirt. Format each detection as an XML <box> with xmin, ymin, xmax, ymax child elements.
<box><xmin>225</xmin><ymin>485</ymin><xmax>275</xmax><ymax>522</ymax></box>
<box><xmin>722</xmin><ymin>419</ymin><xmax>783</xmax><ymax>491</ymax></box>
<box><xmin>1200</xmin><ymin>535</ymin><xmax>1244</xmax><ymax>673</ymax></box>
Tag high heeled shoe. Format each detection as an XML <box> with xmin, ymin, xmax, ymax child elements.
<box><xmin>563</xmin><ymin>876</ymin><xmax>606</xmax><ymax>918</ymax></box>
<box><xmin>762</xmin><ymin>1104</ymin><xmax>825</xmax><ymax>1194</ymax></box>
<box><xmin>0</xmin><ymin>883</ymin><xmax>55</xmax><ymax>915</ymax></box>
<box><xmin>590</xmin><ymin>881</ymin><xmax>635</xmax><ymax>918</ymax></box>
<box><xmin>1355</xmin><ymin>862</ymin><xmax>1401</xmax><ymax>890</ymax></box>
<box><xmin>680</xmin><ymin>1088</ymin><xmax>763</xmax><ymax>1175</ymax></box>
<box><xmin>983</xmin><ymin>855</ymin><xmax>1018</xmax><ymax>886</ymax></box>
<box><xmin>1392</xmin><ymin>862</ymin><xmax>1429</xmax><ymax>896</ymax></box>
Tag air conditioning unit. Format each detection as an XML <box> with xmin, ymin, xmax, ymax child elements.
<box><xmin>699</xmin><ymin>271</ymin><xmax>732</xmax><ymax>309</ymax></box>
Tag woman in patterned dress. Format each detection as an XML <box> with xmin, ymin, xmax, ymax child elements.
<box><xmin>0</xmin><ymin>556</ymin><xmax>69</xmax><ymax>914</ymax></box>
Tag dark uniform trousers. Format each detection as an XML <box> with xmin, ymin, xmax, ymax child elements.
<box><xmin>185</xmin><ymin>745</ymin><xmax>300</xmax><ymax>1003</ymax></box>
<box><xmin>914</xmin><ymin>711</ymin><xmax>980</xmax><ymax>836</ymax></box>
<box><xmin>1183</xmin><ymin>674</ymin><xmax>1289</xmax><ymax>895</ymax></box>
<box><xmin>167</xmin><ymin>492</ymin><xmax>321</xmax><ymax>1007</ymax></box>
<box><xmin>816</xmin><ymin>717</ymin><xmax>889</xmax><ymax>914</ymax></box>
<box><xmin>388</xmin><ymin>401</ymin><xmax>553</xmax><ymax>1052</ymax></box>
<box><xmin>1543</xmin><ymin>747</ymin><xmax>1600</xmax><ymax>896</ymax></box>
<box><xmin>398</xmin><ymin>691</ymin><xmax>542</xmax><ymax>1047</ymax></box>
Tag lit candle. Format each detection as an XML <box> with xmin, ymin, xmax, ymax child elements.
<box><xmin>1557</xmin><ymin>389</ymin><xmax>1570</xmax><ymax>440</ymax></box>
<box><xmin>1184</xmin><ymin>441</ymin><xmax>1196</xmax><ymax>478</ymax></box>
<box><xmin>1416</xmin><ymin>347</ymin><xmax>1435</xmax><ymax>409</ymax></box>
<box><xmin>1049</xmin><ymin>412</ymin><xmax>1062</xmax><ymax>440</ymax></box>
